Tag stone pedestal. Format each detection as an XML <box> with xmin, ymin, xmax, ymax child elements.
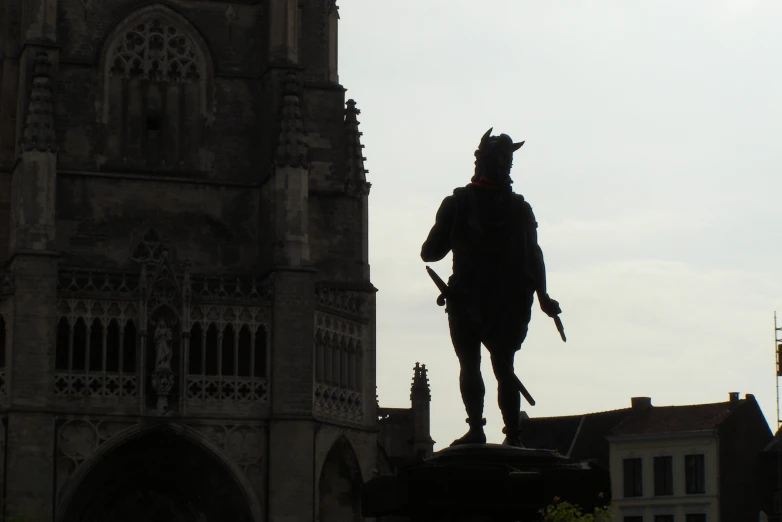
<box><xmin>151</xmin><ymin>369</ymin><xmax>174</xmax><ymax>414</ymax></box>
<box><xmin>363</xmin><ymin>443</ymin><xmax>606</xmax><ymax>522</ymax></box>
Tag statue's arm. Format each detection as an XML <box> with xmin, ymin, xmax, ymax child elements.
<box><xmin>528</xmin><ymin>221</ymin><xmax>548</xmax><ymax>297</ymax></box>
<box><xmin>527</xmin><ymin>205</ymin><xmax>562</xmax><ymax>316</ymax></box>
<box><xmin>421</xmin><ymin>196</ymin><xmax>456</xmax><ymax>262</ymax></box>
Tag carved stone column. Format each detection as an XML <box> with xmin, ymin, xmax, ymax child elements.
<box><xmin>268</xmin><ymin>0</ymin><xmax>299</xmax><ymax>64</ymax></box>
<box><xmin>5</xmin><ymin>36</ymin><xmax>60</xmax><ymax>519</ymax></box>
<box><xmin>266</xmin><ymin>68</ymin><xmax>317</xmax><ymax>522</ymax></box>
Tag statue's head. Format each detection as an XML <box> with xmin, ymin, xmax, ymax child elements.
<box><xmin>471</xmin><ymin>128</ymin><xmax>524</xmax><ymax>185</ymax></box>
<box><xmin>154</xmin><ymin>319</ymin><xmax>167</xmax><ymax>336</ymax></box>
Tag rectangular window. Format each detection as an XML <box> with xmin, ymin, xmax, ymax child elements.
<box><xmin>654</xmin><ymin>456</ymin><xmax>673</xmax><ymax>496</ymax></box>
<box><xmin>623</xmin><ymin>458</ymin><xmax>643</xmax><ymax>497</ymax></box>
<box><xmin>624</xmin><ymin>517</ymin><xmax>643</xmax><ymax>522</ymax></box>
<box><xmin>685</xmin><ymin>515</ymin><xmax>706</xmax><ymax>522</ymax></box>
<box><xmin>685</xmin><ymin>454</ymin><xmax>705</xmax><ymax>494</ymax></box>
<box><xmin>654</xmin><ymin>516</ymin><xmax>674</xmax><ymax>522</ymax></box>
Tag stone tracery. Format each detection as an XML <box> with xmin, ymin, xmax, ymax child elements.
<box><xmin>54</xmin><ymin>299</ymin><xmax>139</xmax><ymax>400</ymax></box>
<box><xmin>55</xmin><ymin>246</ymin><xmax>271</xmax><ymax>409</ymax></box>
<box><xmin>108</xmin><ymin>18</ymin><xmax>202</xmax><ymax>82</ymax></box>
<box><xmin>56</xmin><ymin>419</ymin><xmax>136</xmax><ymax>495</ymax></box>
<box><xmin>187</xmin><ymin>306</ymin><xmax>269</xmax><ymax>404</ymax></box>
<box><xmin>101</xmin><ymin>7</ymin><xmax>212</xmax><ymax>169</ymax></box>
<box><xmin>314</xmin><ymin>311</ymin><xmax>364</xmax><ymax>422</ymax></box>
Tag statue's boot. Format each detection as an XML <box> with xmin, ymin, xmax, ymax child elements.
<box><xmin>451</xmin><ymin>418</ymin><xmax>487</xmax><ymax>446</ymax></box>
<box><xmin>501</xmin><ymin>426</ymin><xmax>525</xmax><ymax>448</ymax></box>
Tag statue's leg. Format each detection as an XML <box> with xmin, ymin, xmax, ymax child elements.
<box><xmin>487</xmin><ymin>338</ymin><xmax>524</xmax><ymax>447</ymax></box>
<box><xmin>448</xmin><ymin>313</ymin><xmax>486</xmax><ymax>446</ymax></box>
<box><xmin>486</xmin><ymin>291</ymin><xmax>535</xmax><ymax>447</ymax></box>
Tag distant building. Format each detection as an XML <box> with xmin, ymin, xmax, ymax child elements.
<box><xmin>761</xmin><ymin>427</ymin><xmax>782</xmax><ymax>521</ymax></box>
<box><xmin>520</xmin><ymin>393</ymin><xmax>772</xmax><ymax>521</ymax></box>
<box><xmin>609</xmin><ymin>393</ymin><xmax>771</xmax><ymax>521</ymax></box>
<box><xmin>377</xmin><ymin>363</ymin><xmax>435</xmax><ymax>472</ymax></box>
<box><xmin>519</xmin><ymin>404</ymin><xmax>635</xmax><ymax>501</ymax></box>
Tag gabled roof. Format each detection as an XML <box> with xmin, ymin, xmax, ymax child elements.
<box><xmin>570</xmin><ymin>408</ymin><xmax>636</xmax><ymax>464</ymax></box>
<box><xmin>610</xmin><ymin>401</ymin><xmax>741</xmax><ymax>437</ymax></box>
<box><xmin>519</xmin><ymin>414</ymin><xmax>583</xmax><ymax>455</ymax></box>
<box><xmin>519</xmin><ymin>396</ymin><xmax>764</xmax><ymax>468</ymax></box>
<box><xmin>519</xmin><ymin>408</ymin><xmax>634</xmax><ymax>468</ymax></box>
<box><xmin>764</xmin><ymin>426</ymin><xmax>782</xmax><ymax>452</ymax></box>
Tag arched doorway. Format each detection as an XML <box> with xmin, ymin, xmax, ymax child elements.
<box><xmin>318</xmin><ymin>437</ymin><xmax>362</xmax><ymax>522</ymax></box>
<box><xmin>60</xmin><ymin>430</ymin><xmax>255</xmax><ymax>522</ymax></box>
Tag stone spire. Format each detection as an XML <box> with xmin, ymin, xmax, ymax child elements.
<box><xmin>275</xmin><ymin>71</ymin><xmax>308</xmax><ymax>168</ymax></box>
<box><xmin>344</xmin><ymin>99</ymin><xmax>370</xmax><ymax>196</ymax></box>
<box><xmin>21</xmin><ymin>52</ymin><xmax>57</xmax><ymax>153</ymax></box>
<box><xmin>410</xmin><ymin>362</ymin><xmax>431</xmax><ymax>402</ymax></box>
<box><xmin>410</xmin><ymin>362</ymin><xmax>434</xmax><ymax>458</ymax></box>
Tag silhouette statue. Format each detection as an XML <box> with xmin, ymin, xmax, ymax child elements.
<box><xmin>421</xmin><ymin>128</ymin><xmax>562</xmax><ymax>447</ymax></box>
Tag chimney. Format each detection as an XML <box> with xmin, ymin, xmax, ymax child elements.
<box><xmin>729</xmin><ymin>392</ymin><xmax>740</xmax><ymax>403</ymax></box>
<box><xmin>631</xmin><ymin>397</ymin><xmax>652</xmax><ymax>411</ymax></box>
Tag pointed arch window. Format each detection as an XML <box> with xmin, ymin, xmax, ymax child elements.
<box><xmin>186</xmin><ymin>320</ymin><xmax>267</xmax><ymax>403</ymax></box>
<box><xmin>54</xmin><ymin>315</ymin><xmax>138</xmax><ymax>398</ymax></box>
<box><xmin>313</xmin><ymin>314</ymin><xmax>364</xmax><ymax>421</ymax></box>
<box><xmin>101</xmin><ymin>8</ymin><xmax>212</xmax><ymax>171</ymax></box>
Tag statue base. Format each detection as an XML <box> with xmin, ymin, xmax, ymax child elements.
<box><xmin>363</xmin><ymin>443</ymin><xmax>607</xmax><ymax>522</ymax></box>
<box><xmin>151</xmin><ymin>369</ymin><xmax>175</xmax><ymax>415</ymax></box>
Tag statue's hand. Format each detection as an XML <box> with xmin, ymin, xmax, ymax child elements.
<box><xmin>539</xmin><ymin>294</ymin><xmax>562</xmax><ymax>317</ymax></box>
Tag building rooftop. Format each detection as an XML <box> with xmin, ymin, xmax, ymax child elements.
<box><xmin>764</xmin><ymin>426</ymin><xmax>782</xmax><ymax>452</ymax></box>
<box><xmin>610</xmin><ymin>398</ymin><xmax>744</xmax><ymax>436</ymax></box>
<box><xmin>519</xmin><ymin>407</ymin><xmax>634</xmax><ymax>468</ymax></box>
<box><xmin>519</xmin><ymin>393</ymin><xmax>758</xmax><ymax>468</ymax></box>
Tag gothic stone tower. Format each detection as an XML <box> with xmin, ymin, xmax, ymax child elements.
<box><xmin>0</xmin><ymin>1</ymin><xmax>376</xmax><ymax>521</ymax></box>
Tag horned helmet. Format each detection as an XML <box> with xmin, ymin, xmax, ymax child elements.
<box><xmin>471</xmin><ymin>128</ymin><xmax>524</xmax><ymax>185</ymax></box>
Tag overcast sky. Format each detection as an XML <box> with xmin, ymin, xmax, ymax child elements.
<box><xmin>338</xmin><ymin>1</ymin><xmax>782</xmax><ymax>449</ymax></box>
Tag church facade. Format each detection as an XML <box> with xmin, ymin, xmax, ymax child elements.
<box><xmin>0</xmin><ymin>1</ymin><xmax>422</xmax><ymax>521</ymax></box>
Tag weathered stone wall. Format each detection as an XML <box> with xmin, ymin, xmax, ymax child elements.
<box><xmin>309</xmin><ymin>194</ymin><xmax>362</xmax><ymax>279</ymax></box>
<box><xmin>298</xmin><ymin>0</ymin><xmax>330</xmax><ymax>83</ymax></box>
<box><xmin>57</xmin><ymin>0</ymin><xmax>267</xmax><ymax>75</ymax></box>
<box><xmin>303</xmin><ymin>87</ymin><xmax>346</xmax><ymax>179</ymax></box>
<box><xmin>55</xmin><ymin>174</ymin><xmax>260</xmax><ymax>272</ymax></box>
<box><xmin>303</xmin><ymin>81</ymin><xmax>368</xmax><ymax>282</ymax></box>
<box><xmin>316</xmin><ymin>424</ymin><xmax>378</xmax><ymax>486</ymax></box>
<box><xmin>0</xmin><ymin>0</ymin><xmax>22</xmax><ymax>169</ymax></box>
<box><xmin>0</xmin><ymin>172</ymin><xmax>10</xmax><ymax>262</ymax></box>
<box><xmin>55</xmin><ymin>0</ymin><xmax>268</xmax><ymax>182</ymax></box>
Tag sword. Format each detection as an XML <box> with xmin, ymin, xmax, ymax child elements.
<box><xmin>426</xmin><ymin>266</ymin><xmax>448</xmax><ymax>308</ymax></box>
<box><xmin>425</xmin><ymin>266</ymin><xmax>537</xmax><ymax>407</ymax></box>
<box><xmin>554</xmin><ymin>316</ymin><xmax>567</xmax><ymax>343</ymax></box>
